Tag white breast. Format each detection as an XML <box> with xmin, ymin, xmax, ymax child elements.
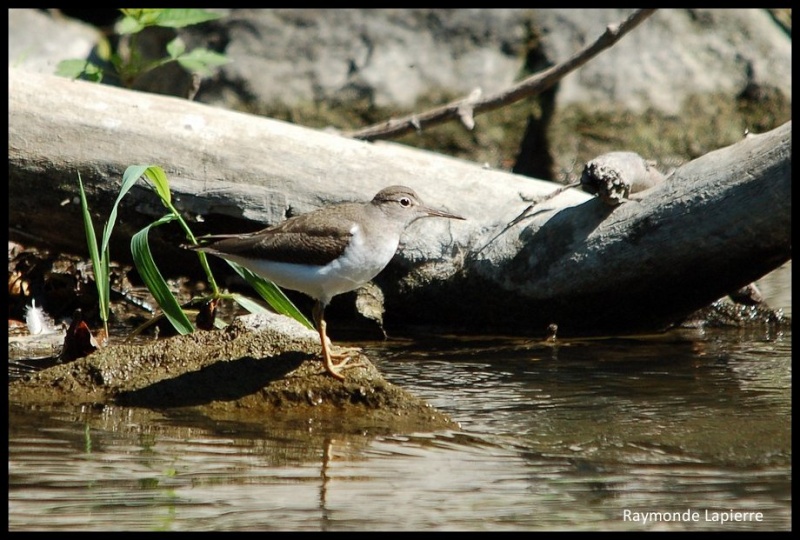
<box><xmin>224</xmin><ymin>223</ymin><xmax>400</xmax><ymax>305</ymax></box>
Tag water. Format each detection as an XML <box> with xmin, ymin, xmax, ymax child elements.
<box><xmin>8</xmin><ymin>263</ymin><xmax>791</xmax><ymax>531</ymax></box>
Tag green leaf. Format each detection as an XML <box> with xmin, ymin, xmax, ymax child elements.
<box><xmin>117</xmin><ymin>9</ymin><xmax>220</xmax><ymax>34</ymax></box>
<box><xmin>165</xmin><ymin>37</ymin><xmax>186</xmax><ymax>60</ymax></box>
<box><xmin>227</xmin><ymin>262</ymin><xmax>314</xmax><ymax>330</ymax></box>
<box><xmin>55</xmin><ymin>59</ymin><xmax>104</xmax><ymax>81</ymax></box>
<box><xmin>176</xmin><ymin>48</ymin><xmax>230</xmax><ymax>75</ymax></box>
<box><xmin>78</xmin><ymin>173</ymin><xmax>108</xmax><ymax>324</ymax></box>
<box><xmin>142</xmin><ymin>166</ymin><xmax>172</xmax><ymax>206</ymax></box>
<box><xmin>131</xmin><ymin>215</ymin><xmax>195</xmax><ymax>335</ymax></box>
<box><xmin>115</xmin><ymin>14</ymin><xmax>147</xmax><ymax>35</ymax></box>
<box><xmin>94</xmin><ymin>36</ymin><xmax>113</xmax><ymax>62</ymax></box>
<box><xmin>153</xmin><ymin>9</ymin><xmax>222</xmax><ymax>28</ymax></box>
<box><xmin>116</xmin><ymin>9</ymin><xmax>166</xmax><ymax>34</ymax></box>
<box><xmin>230</xmin><ymin>294</ymin><xmax>273</xmax><ymax>315</ymax></box>
<box><xmin>121</xmin><ymin>165</ymin><xmax>150</xmax><ymax>185</ymax></box>
<box><xmin>103</xmin><ymin>166</ymin><xmax>149</xmax><ymax>255</ymax></box>
<box><xmin>55</xmin><ymin>59</ymin><xmax>91</xmax><ymax>78</ymax></box>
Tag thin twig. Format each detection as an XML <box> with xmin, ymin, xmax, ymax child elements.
<box><xmin>473</xmin><ymin>181</ymin><xmax>582</xmax><ymax>258</ymax></box>
<box><xmin>344</xmin><ymin>9</ymin><xmax>657</xmax><ymax>141</ymax></box>
<box><xmin>506</xmin><ymin>181</ymin><xmax>582</xmax><ymax>230</ymax></box>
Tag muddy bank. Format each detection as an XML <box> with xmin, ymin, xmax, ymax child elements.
<box><xmin>8</xmin><ymin>312</ymin><xmax>458</xmax><ymax>434</ymax></box>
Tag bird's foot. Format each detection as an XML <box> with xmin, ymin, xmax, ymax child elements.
<box><xmin>330</xmin><ymin>344</ymin><xmax>363</xmax><ymax>362</ymax></box>
<box><xmin>318</xmin><ymin>333</ymin><xmax>366</xmax><ymax>380</ymax></box>
<box><xmin>315</xmin><ymin>317</ymin><xmax>364</xmax><ymax>381</ymax></box>
<box><xmin>321</xmin><ymin>346</ymin><xmax>365</xmax><ymax>380</ymax></box>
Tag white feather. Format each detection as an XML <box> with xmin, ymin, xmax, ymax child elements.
<box><xmin>24</xmin><ymin>299</ymin><xmax>54</xmax><ymax>335</ymax></box>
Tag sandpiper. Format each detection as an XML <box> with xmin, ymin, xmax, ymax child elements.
<box><xmin>189</xmin><ymin>185</ymin><xmax>464</xmax><ymax>380</ymax></box>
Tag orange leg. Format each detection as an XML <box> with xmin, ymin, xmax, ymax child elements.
<box><xmin>314</xmin><ymin>301</ymin><xmax>359</xmax><ymax>381</ymax></box>
<box><xmin>317</xmin><ymin>317</ymin><xmax>347</xmax><ymax>381</ymax></box>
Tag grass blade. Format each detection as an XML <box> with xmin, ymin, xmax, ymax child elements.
<box><xmin>103</xmin><ymin>165</ymin><xmax>150</xmax><ymax>254</ymax></box>
<box><xmin>131</xmin><ymin>214</ymin><xmax>194</xmax><ymax>335</ymax></box>
<box><xmin>142</xmin><ymin>165</ymin><xmax>172</xmax><ymax>206</ymax></box>
<box><xmin>227</xmin><ymin>262</ymin><xmax>314</xmax><ymax>330</ymax></box>
<box><xmin>230</xmin><ymin>294</ymin><xmax>272</xmax><ymax>315</ymax></box>
<box><xmin>77</xmin><ymin>173</ymin><xmax>108</xmax><ymax>327</ymax></box>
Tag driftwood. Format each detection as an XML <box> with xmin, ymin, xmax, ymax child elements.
<box><xmin>8</xmin><ymin>68</ymin><xmax>791</xmax><ymax>336</ymax></box>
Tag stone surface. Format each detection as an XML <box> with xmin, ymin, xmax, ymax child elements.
<box><xmin>10</xmin><ymin>9</ymin><xmax>790</xmax><ymax>115</ymax></box>
<box><xmin>533</xmin><ymin>9</ymin><xmax>791</xmax><ymax>114</ymax></box>
<box><xmin>9</xmin><ymin>312</ymin><xmax>458</xmax><ymax>432</ymax></box>
<box><xmin>8</xmin><ymin>9</ymin><xmax>100</xmax><ymax>74</ymax></box>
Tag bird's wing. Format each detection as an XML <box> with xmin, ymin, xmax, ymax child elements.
<box><xmin>197</xmin><ymin>210</ymin><xmax>358</xmax><ymax>266</ymax></box>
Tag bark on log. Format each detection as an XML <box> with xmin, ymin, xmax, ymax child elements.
<box><xmin>8</xmin><ymin>68</ymin><xmax>791</xmax><ymax>336</ymax></box>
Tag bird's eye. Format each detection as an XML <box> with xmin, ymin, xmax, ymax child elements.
<box><xmin>399</xmin><ymin>197</ymin><xmax>411</xmax><ymax>207</ymax></box>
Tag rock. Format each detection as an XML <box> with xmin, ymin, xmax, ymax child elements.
<box><xmin>533</xmin><ymin>9</ymin><xmax>791</xmax><ymax>114</ymax></box>
<box><xmin>185</xmin><ymin>9</ymin><xmax>527</xmax><ymax>109</ymax></box>
<box><xmin>181</xmin><ymin>9</ymin><xmax>790</xmax><ymax>116</ymax></box>
<box><xmin>8</xmin><ymin>9</ymin><xmax>100</xmax><ymax>74</ymax></box>
<box><xmin>14</xmin><ymin>9</ymin><xmax>789</xmax><ymax>115</ymax></box>
<box><xmin>8</xmin><ymin>312</ymin><xmax>458</xmax><ymax>432</ymax></box>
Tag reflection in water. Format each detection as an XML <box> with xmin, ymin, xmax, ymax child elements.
<box><xmin>8</xmin><ymin>325</ymin><xmax>791</xmax><ymax>531</ymax></box>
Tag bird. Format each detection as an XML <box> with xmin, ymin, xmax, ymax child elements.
<box><xmin>188</xmin><ymin>185</ymin><xmax>465</xmax><ymax>381</ymax></box>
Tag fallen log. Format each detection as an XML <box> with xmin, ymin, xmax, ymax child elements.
<box><xmin>8</xmin><ymin>68</ymin><xmax>791</xmax><ymax>336</ymax></box>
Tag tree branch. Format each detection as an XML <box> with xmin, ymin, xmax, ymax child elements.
<box><xmin>344</xmin><ymin>9</ymin><xmax>658</xmax><ymax>141</ymax></box>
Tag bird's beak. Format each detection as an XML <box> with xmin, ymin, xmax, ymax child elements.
<box><xmin>423</xmin><ymin>206</ymin><xmax>466</xmax><ymax>221</ymax></box>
